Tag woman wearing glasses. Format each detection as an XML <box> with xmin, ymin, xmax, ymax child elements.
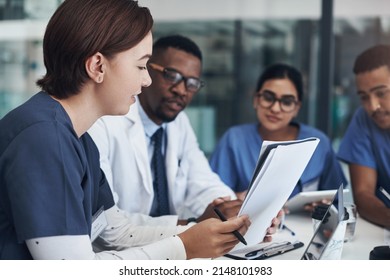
<box><xmin>210</xmin><ymin>63</ymin><xmax>347</xmax><ymax>210</ymax></box>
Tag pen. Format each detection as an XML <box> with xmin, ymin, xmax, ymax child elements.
<box><xmin>377</xmin><ymin>186</ymin><xmax>390</xmax><ymax>208</ymax></box>
<box><xmin>260</xmin><ymin>243</ymin><xmax>297</xmax><ymax>258</ymax></box>
<box><xmin>213</xmin><ymin>207</ymin><xmax>247</xmax><ymax>246</ymax></box>
<box><xmin>379</xmin><ymin>186</ymin><xmax>390</xmax><ymax>201</ymax></box>
<box><xmin>245</xmin><ymin>241</ymin><xmax>291</xmax><ymax>257</ymax></box>
<box><xmin>246</xmin><ymin>241</ymin><xmax>304</xmax><ymax>259</ymax></box>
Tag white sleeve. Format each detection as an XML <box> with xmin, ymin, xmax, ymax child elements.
<box><xmin>94</xmin><ymin>205</ymin><xmax>190</xmax><ymax>250</ymax></box>
<box><xmin>178</xmin><ymin>113</ymin><xmax>237</xmax><ymax>216</ymax></box>
<box><xmin>117</xmin><ymin>210</ymin><xmax>179</xmax><ymax>227</ymax></box>
<box><xmin>26</xmin><ymin>205</ymin><xmax>190</xmax><ymax>260</ymax></box>
<box><xmin>26</xmin><ymin>234</ymin><xmax>186</xmax><ymax>260</ymax></box>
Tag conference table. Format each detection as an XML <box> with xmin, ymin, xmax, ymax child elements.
<box><xmin>281</xmin><ymin>212</ymin><xmax>387</xmax><ymax>259</ymax></box>
<box><xmin>220</xmin><ymin>211</ymin><xmax>388</xmax><ymax>260</ymax></box>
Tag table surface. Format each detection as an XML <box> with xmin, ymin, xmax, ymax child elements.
<box><xmin>220</xmin><ymin>211</ymin><xmax>388</xmax><ymax>260</ymax></box>
<box><xmin>266</xmin><ymin>212</ymin><xmax>385</xmax><ymax>260</ymax></box>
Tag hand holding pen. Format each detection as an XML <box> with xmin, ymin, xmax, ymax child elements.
<box><xmin>178</xmin><ymin>213</ymin><xmax>250</xmax><ymax>259</ymax></box>
<box><xmin>214</xmin><ymin>207</ymin><xmax>248</xmax><ymax>245</ymax></box>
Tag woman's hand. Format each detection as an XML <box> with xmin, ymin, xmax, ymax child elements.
<box><xmin>178</xmin><ymin>215</ymin><xmax>250</xmax><ymax>259</ymax></box>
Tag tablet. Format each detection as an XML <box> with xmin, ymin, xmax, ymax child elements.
<box><xmin>285</xmin><ymin>189</ymin><xmax>349</xmax><ymax>213</ymax></box>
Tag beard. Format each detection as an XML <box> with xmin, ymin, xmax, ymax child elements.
<box><xmin>155</xmin><ymin>107</ymin><xmax>180</xmax><ymax>123</ymax></box>
<box><xmin>371</xmin><ymin>110</ymin><xmax>390</xmax><ymax>129</ymax></box>
<box><xmin>154</xmin><ymin>97</ymin><xmax>188</xmax><ymax>123</ymax></box>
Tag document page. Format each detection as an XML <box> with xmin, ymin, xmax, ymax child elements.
<box><xmin>231</xmin><ymin>137</ymin><xmax>320</xmax><ymax>252</ymax></box>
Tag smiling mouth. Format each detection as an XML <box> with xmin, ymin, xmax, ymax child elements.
<box><xmin>266</xmin><ymin>114</ymin><xmax>281</xmax><ymax>122</ymax></box>
<box><xmin>373</xmin><ymin>112</ymin><xmax>389</xmax><ymax>123</ymax></box>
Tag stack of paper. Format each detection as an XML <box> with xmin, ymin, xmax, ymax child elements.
<box><xmin>231</xmin><ymin>137</ymin><xmax>320</xmax><ymax>253</ymax></box>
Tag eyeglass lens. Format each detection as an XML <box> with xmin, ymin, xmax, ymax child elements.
<box><xmin>258</xmin><ymin>91</ymin><xmax>297</xmax><ymax>112</ymax></box>
<box><xmin>163</xmin><ymin>68</ymin><xmax>202</xmax><ymax>92</ymax></box>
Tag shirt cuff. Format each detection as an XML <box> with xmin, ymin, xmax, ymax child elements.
<box><xmin>120</xmin><ymin>235</ymin><xmax>187</xmax><ymax>260</ymax></box>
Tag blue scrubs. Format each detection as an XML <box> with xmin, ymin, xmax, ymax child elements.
<box><xmin>0</xmin><ymin>92</ymin><xmax>114</xmax><ymax>259</ymax></box>
<box><xmin>338</xmin><ymin>107</ymin><xmax>390</xmax><ymax>206</ymax></box>
<box><xmin>209</xmin><ymin>122</ymin><xmax>347</xmax><ymax>197</ymax></box>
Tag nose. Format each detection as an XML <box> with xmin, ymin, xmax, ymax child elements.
<box><xmin>171</xmin><ymin>79</ymin><xmax>188</xmax><ymax>97</ymax></box>
<box><xmin>270</xmin><ymin>100</ymin><xmax>282</xmax><ymax>112</ymax></box>
<box><xmin>143</xmin><ymin>70</ymin><xmax>152</xmax><ymax>88</ymax></box>
<box><xmin>367</xmin><ymin>96</ymin><xmax>381</xmax><ymax>112</ymax></box>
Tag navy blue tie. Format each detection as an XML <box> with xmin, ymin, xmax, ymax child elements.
<box><xmin>150</xmin><ymin>127</ymin><xmax>170</xmax><ymax>216</ymax></box>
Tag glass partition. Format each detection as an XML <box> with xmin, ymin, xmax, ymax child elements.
<box><xmin>1</xmin><ymin>1</ymin><xmax>389</xmax><ymax>155</ymax></box>
<box><xmin>153</xmin><ymin>17</ymin><xmax>390</xmax><ymax>154</ymax></box>
<box><xmin>153</xmin><ymin>19</ymin><xmax>318</xmax><ymax>154</ymax></box>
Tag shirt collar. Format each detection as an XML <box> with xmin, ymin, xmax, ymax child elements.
<box><xmin>137</xmin><ymin>101</ymin><xmax>167</xmax><ymax>138</ymax></box>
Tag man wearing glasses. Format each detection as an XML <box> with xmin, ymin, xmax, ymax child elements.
<box><xmin>338</xmin><ymin>44</ymin><xmax>390</xmax><ymax>227</ymax></box>
<box><xmin>88</xmin><ymin>35</ymin><xmax>249</xmax><ymax>227</ymax></box>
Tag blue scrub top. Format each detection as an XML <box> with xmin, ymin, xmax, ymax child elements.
<box><xmin>209</xmin><ymin>122</ymin><xmax>347</xmax><ymax>197</ymax></box>
<box><xmin>0</xmin><ymin>92</ymin><xmax>114</xmax><ymax>259</ymax></box>
<box><xmin>338</xmin><ymin>107</ymin><xmax>390</xmax><ymax>205</ymax></box>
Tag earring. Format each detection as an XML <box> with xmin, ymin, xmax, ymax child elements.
<box><xmin>97</xmin><ymin>76</ymin><xmax>102</xmax><ymax>83</ymax></box>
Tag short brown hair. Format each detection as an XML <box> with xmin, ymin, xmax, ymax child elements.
<box><xmin>37</xmin><ymin>0</ymin><xmax>153</xmax><ymax>99</ymax></box>
<box><xmin>353</xmin><ymin>44</ymin><xmax>390</xmax><ymax>75</ymax></box>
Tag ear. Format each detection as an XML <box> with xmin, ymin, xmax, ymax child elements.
<box><xmin>85</xmin><ymin>52</ymin><xmax>105</xmax><ymax>83</ymax></box>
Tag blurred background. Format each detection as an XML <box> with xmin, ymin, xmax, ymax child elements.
<box><xmin>1</xmin><ymin>0</ymin><xmax>390</xmax><ymax>155</ymax></box>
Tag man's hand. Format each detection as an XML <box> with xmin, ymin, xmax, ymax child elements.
<box><xmin>197</xmin><ymin>196</ymin><xmax>243</xmax><ymax>222</ymax></box>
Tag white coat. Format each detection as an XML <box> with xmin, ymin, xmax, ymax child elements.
<box><xmin>88</xmin><ymin>102</ymin><xmax>235</xmax><ymax>226</ymax></box>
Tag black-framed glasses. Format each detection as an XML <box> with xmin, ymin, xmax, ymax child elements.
<box><xmin>148</xmin><ymin>63</ymin><xmax>205</xmax><ymax>93</ymax></box>
<box><xmin>256</xmin><ymin>90</ymin><xmax>298</xmax><ymax>113</ymax></box>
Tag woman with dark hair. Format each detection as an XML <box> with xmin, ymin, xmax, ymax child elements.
<box><xmin>0</xmin><ymin>0</ymin><xmax>250</xmax><ymax>260</ymax></box>
<box><xmin>210</xmin><ymin>63</ymin><xmax>347</xmax><ymax>209</ymax></box>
